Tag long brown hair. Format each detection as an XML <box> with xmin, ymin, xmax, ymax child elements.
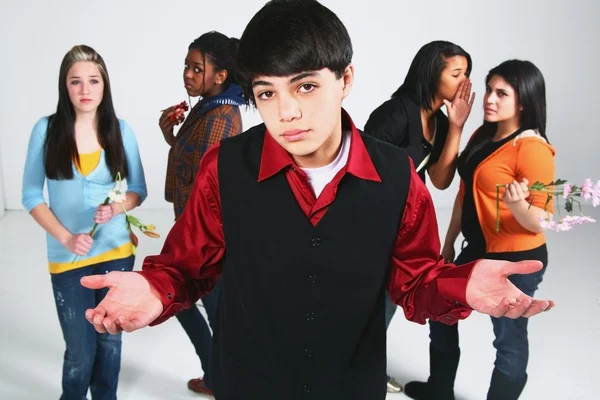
<box><xmin>45</xmin><ymin>45</ymin><xmax>128</xmax><ymax>180</ymax></box>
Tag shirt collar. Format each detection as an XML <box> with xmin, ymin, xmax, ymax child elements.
<box><xmin>258</xmin><ymin>108</ymin><xmax>381</xmax><ymax>183</ymax></box>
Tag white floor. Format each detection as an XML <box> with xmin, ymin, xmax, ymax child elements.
<box><xmin>0</xmin><ymin>207</ymin><xmax>598</xmax><ymax>400</ymax></box>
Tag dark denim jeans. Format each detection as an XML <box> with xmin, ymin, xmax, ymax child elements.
<box><xmin>51</xmin><ymin>255</ymin><xmax>135</xmax><ymax>400</ymax></box>
<box><xmin>384</xmin><ymin>291</ymin><xmax>400</xmax><ymax>383</ymax></box>
<box><xmin>175</xmin><ymin>279</ymin><xmax>221</xmax><ymax>387</ymax></box>
<box><xmin>428</xmin><ymin>244</ymin><xmax>547</xmax><ymax>380</ymax></box>
<box><xmin>384</xmin><ymin>291</ymin><xmax>397</xmax><ymax>329</ymax></box>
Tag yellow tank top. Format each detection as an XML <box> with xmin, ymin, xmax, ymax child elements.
<box><xmin>76</xmin><ymin>149</ymin><xmax>102</xmax><ymax>176</ymax></box>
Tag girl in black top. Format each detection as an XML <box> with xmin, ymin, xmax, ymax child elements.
<box><xmin>365</xmin><ymin>40</ymin><xmax>475</xmax><ymax>188</ymax></box>
<box><xmin>364</xmin><ymin>40</ymin><xmax>475</xmax><ymax>393</ymax></box>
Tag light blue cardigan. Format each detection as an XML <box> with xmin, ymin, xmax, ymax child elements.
<box><xmin>22</xmin><ymin>117</ymin><xmax>148</xmax><ymax>269</ymax></box>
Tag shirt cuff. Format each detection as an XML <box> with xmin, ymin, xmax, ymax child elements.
<box><xmin>436</xmin><ymin>261</ymin><xmax>477</xmax><ymax>306</ymax></box>
<box><xmin>434</xmin><ymin>262</ymin><xmax>478</xmax><ymax>324</ymax></box>
<box><xmin>134</xmin><ymin>270</ymin><xmax>182</xmax><ymax>326</ymax></box>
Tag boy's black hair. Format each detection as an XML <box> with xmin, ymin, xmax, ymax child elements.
<box><xmin>236</xmin><ymin>0</ymin><xmax>353</xmax><ymax>105</ymax></box>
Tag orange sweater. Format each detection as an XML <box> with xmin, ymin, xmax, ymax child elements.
<box><xmin>458</xmin><ymin>130</ymin><xmax>556</xmax><ymax>253</ymax></box>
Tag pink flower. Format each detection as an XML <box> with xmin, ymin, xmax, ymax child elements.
<box><xmin>539</xmin><ymin>218</ymin><xmax>556</xmax><ymax>230</ymax></box>
<box><xmin>593</xmin><ymin>181</ymin><xmax>600</xmax><ymax>207</ymax></box>
<box><xmin>562</xmin><ymin>184</ymin><xmax>572</xmax><ymax>198</ymax></box>
<box><xmin>561</xmin><ymin>215</ymin><xmax>596</xmax><ymax>225</ymax></box>
<box><xmin>581</xmin><ymin>178</ymin><xmax>594</xmax><ymax>201</ymax></box>
<box><xmin>553</xmin><ymin>221</ymin><xmax>573</xmax><ymax>232</ymax></box>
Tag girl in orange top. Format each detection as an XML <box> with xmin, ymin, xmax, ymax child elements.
<box><xmin>404</xmin><ymin>60</ymin><xmax>555</xmax><ymax>400</ymax></box>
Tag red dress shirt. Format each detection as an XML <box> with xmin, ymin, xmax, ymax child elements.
<box><xmin>139</xmin><ymin>111</ymin><xmax>475</xmax><ymax>326</ymax></box>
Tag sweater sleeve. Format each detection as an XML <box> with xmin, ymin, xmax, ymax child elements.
<box><xmin>21</xmin><ymin>117</ymin><xmax>49</xmax><ymax>212</ymax></box>
<box><xmin>120</xmin><ymin>120</ymin><xmax>148</xmax><ymax>203</ymax></box>
<box><xmin>516</xmin><ymin>139</ymin><xmax>556</xmax><ymax>211</ymax></box>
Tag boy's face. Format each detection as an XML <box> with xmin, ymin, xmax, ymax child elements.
<box><xmin>251</xmin><ymin>65</ymin><xmax>354</xmax><ymax>168</ymax></box>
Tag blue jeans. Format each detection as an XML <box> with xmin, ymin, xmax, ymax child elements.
<box><xmin>51</xmin><ymin>255</ymin><xmax>135</xmax><ymax>400</ymax></box>
<box><xmin>428</xmin><ymin>244</ymin><xmax>547</xmax><ymax>380</ymax></box>
<box><xmin>175</xmin><ymin>279</ymin><xmax>221</xmax><ymax>387</ymax></box>
<box><xmin>384</xmin><ymin>291</ymin><xmax>399</xmax><ymax>383</ymax></box>
<box><xmin>384</xmin><ymin>291</ymin><xmax>397</xmax><ymax>329</ymax></box>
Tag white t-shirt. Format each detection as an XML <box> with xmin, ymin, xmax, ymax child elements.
<box><xmin>300</xmin><ymin>131</ymin><xmax>351</xmax><ymax>198</ymax></box>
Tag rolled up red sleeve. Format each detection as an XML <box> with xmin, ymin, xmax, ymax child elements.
<box><xmin>388</xmin><ymin>165</ymin><xmax>476</xmax><ymax>325</ymax></box>
<box><xmin>137</xmin><ymin>144</ymin><xmax>225</xmax><ymax>326</ymax></box>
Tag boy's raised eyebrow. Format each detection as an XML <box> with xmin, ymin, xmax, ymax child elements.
<box><xmin>252</xmin><ymin>80</ymin><xmax>273</xmax><ymax>88</ymax></box>
<box><xmin>252</xmin><ymin>71</ymin><xmax>321</xmax><ymax>88</ymax></box>
<box><xmin>289</xmin><ymin>71</ymin><xmax>320</xmax><ymax>84</ymax></box>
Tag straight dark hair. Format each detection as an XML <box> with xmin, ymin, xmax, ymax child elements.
<box><xmin>458</xmin><ymin>59</ymin><xmax>548</xmax><ymax>164</ymax></box>
<box><xmin>45</xmin><ymin>45</ymin><xmax>128</xmax><ymax>180</ymax></box>
<box><xmin>235</xmin><ymin>0</ymin><xmax>353</xmax><ymax>105</ymax></box>
<box><xmin>392</xmin><ymin>40</ymin><xmax>472</xmax><ymax>111</ymax></box>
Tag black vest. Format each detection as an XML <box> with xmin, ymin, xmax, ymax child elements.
<box><xmin>211</xmin><ymin>124</ymin><xmax>412</xmax><ymax>400</ymax></box>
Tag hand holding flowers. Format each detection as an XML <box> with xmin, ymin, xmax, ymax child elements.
<box><xmin>72</xmin><ymin>173</ymin><xmax>159</xmax><ymax>263</ymax></box>
<box><xmin>496</xmin><ymin>178</ymin><xmax>599</xmax><ymax>232</ymax></box>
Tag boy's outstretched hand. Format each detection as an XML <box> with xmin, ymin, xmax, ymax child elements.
<box><xmin>466</xmin><ymin>259</ymin><xmax>554</xmax><ymax>318</ymax></box>
<box><xmin>81</xmin><ymin>272</ymin><xmax>164</xmax><ymax>334</ymax></box>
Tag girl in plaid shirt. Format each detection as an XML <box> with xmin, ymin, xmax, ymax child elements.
<box><xmin>158</xmin><ymin>31</ymin><xmax>246</xmax><ymax>396</ymax></box>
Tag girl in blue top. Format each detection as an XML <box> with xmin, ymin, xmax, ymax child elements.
<box><xmin>21</xmin><ymin>44</ymin><xmax>147</xmax><ymax>399</ymax></box>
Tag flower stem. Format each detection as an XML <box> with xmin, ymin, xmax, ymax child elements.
<box><xmin>89</xmin><ymin>196</ymin><xmax>111</xmax><ymax>237</ymax></box>
<box><xmin>496</xmin><ymin>184</ymin><xmax>503</xmax><ymax>232</ymax></box>
<box><xmin>71</xmin><ymin>196</ymin><xmax>110</xmax><ymax>264</ymax></box>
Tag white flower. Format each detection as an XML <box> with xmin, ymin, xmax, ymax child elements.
<box><xmin>119</xmin><ymin>179</ymin><xmax>128</xmax><ymax>194</ymax></box>
<box><xmin>109</xmin><ymin>190</ymin><xmax>127</xmax><ymax>203</ymax></box>
<box><xmin>108</xmin><ymin>179</ymin><xmax>128</xmax><ymax>203</ymax></box>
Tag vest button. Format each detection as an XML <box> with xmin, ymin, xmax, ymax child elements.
<box><xmin>303</xmin><ymin>384</ymin><xmax>312</xmax><ymax>393</ymax></box>
<box><xmin>307</xmin><ymin>275</ymin><xmax>316</xmax><ymax>284</ymax></box>
<box><xmin>311</xmin><ymin>237</ymin><xmax>321</xmax><ymax>247</ymax></box>
<box><xmin>304</xmin><ymin>348</ymin><xmax>313</xmax><ymax>357</ymax></box>
<box><xmin>305</xmin><ymin>312</ymin><xmax>316</xmax><ymax>321</ymax></box>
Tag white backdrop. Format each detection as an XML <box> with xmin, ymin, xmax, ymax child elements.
<box><xmin>1</xmin><ymin>0</ymin><xmax>598</xmax><ymax>211</ymax></box>
<box><xmin>0</xmin><ymin>149</ymin><xmax>4</xmax><ymax>218</ymax></box>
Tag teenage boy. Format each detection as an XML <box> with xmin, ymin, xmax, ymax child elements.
<box><xmin>81</xmin><ymin>1</ymin><xmax>554</xmax><ymax>399</ymax></box>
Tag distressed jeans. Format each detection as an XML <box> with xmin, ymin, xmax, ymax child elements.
<box><xmin>51</xmin><ymin>255</ymin><xmax>135</xmax><ymax>400</ymax></box>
